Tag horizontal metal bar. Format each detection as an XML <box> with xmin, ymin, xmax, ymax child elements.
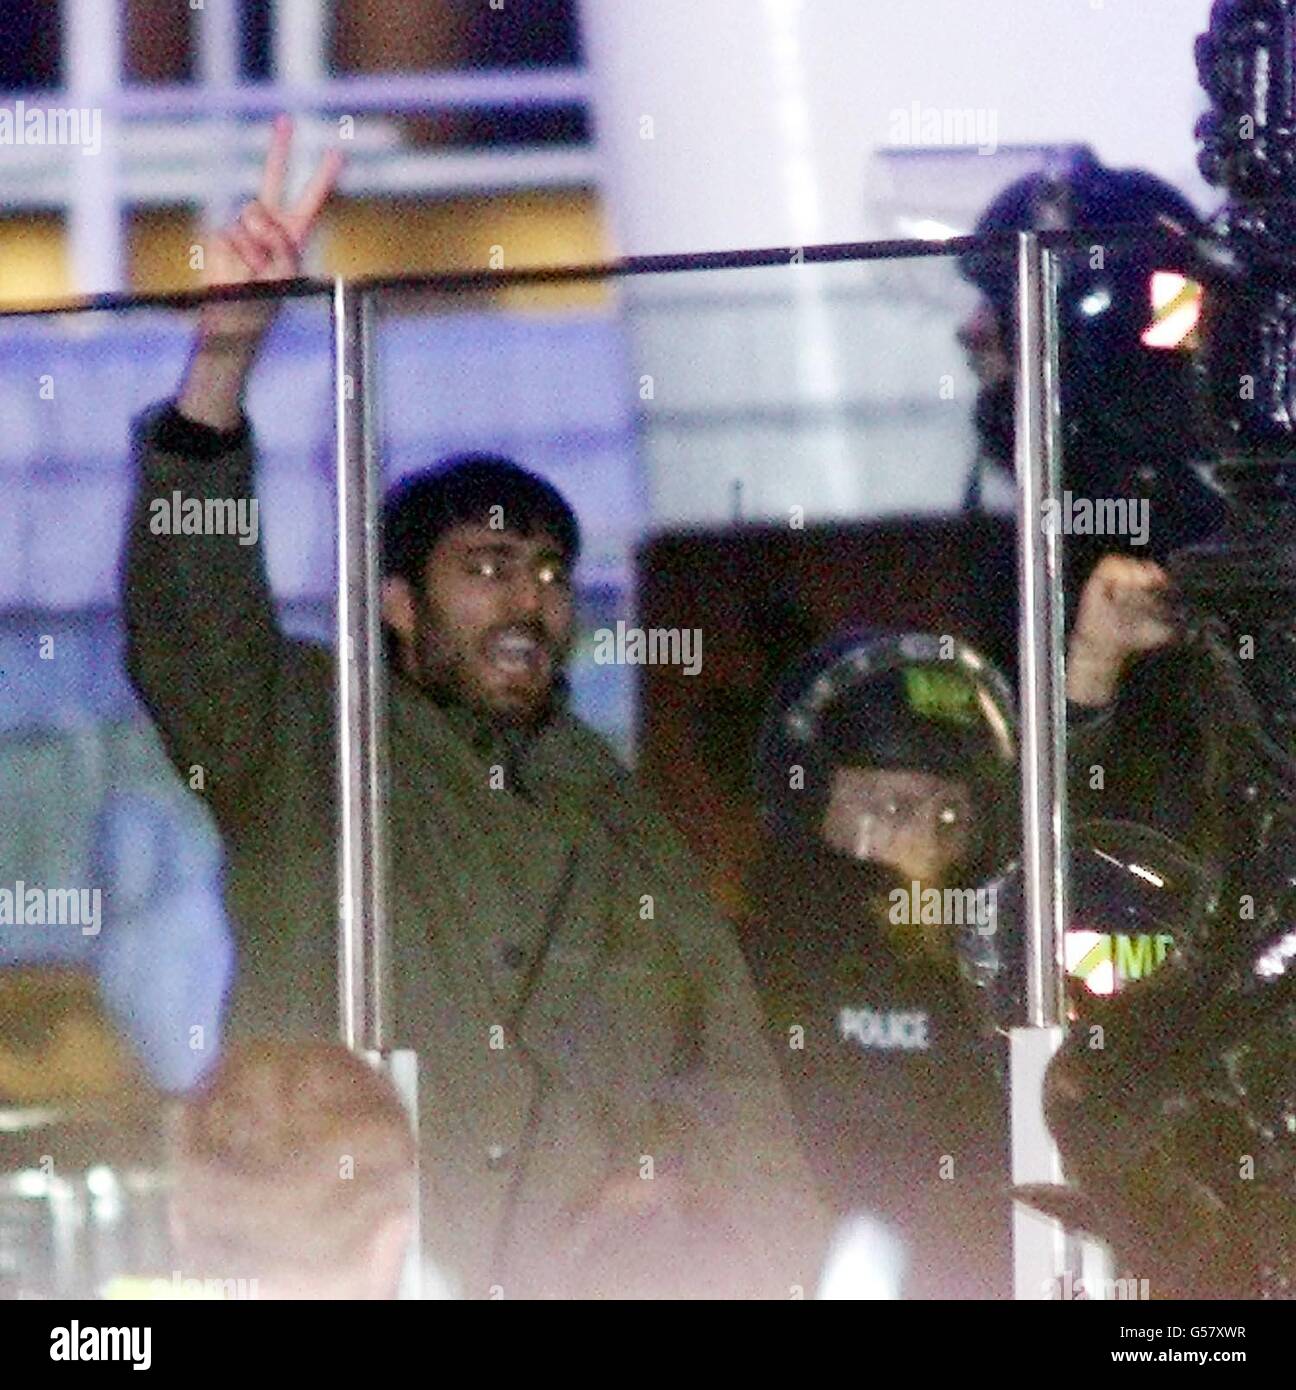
<box><xmin>0</xmin><ymin>231</ymin><xmax>1021</xmax><ymax>318</ymax></box>
<box><xmin>4</xmin><ymin>70</ymin><xmax>589</xmax><ymax>118</ymax></box>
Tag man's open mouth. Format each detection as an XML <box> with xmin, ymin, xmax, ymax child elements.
<box><xmin>485</xmin><ymin>629</ymin><xmax>548</xmax><ymax>677</ymax></box>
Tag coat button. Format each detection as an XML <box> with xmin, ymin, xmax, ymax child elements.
<box><xmin>486</xmin><ymin>1143</ymin><xmax>512</xmax><ymax>1172</ymax></box>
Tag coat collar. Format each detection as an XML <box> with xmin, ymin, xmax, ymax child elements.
<box><xmin>390</xmin><ymin>668</ymin><xmax>559</xmax><ymax>758</ymax></box>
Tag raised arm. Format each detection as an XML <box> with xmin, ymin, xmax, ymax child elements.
<box><xmin>1066</xmin><ymin>554</ymin><xmax>1177</xmax><ymax>709</ymax></box>
<box><xmin>1065</xmin><ymin>553</ymin><xmax>1182</xmax><ymax>825</ymax></box>
<box><xmin>123</xmin><ymin>119</ymin><xmax>342</xmax><ymax>834</ymax></box>
<box><xmin>177</xmin><ymin>116</ymin><xmax>342</xmax><ymax>430</ymax></box>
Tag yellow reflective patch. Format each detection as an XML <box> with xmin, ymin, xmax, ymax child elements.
<box><xmin>1069</xmin><ymin>932</ymin><xmax>1174</xmax><ymax>989</ymax></box>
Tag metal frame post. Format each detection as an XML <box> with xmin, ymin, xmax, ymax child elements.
<box><xmin>335</xmin><ymin>279</ymin><xmax>422</xmax><ymax>1295</ymax></box>
<box><xmin>1015</xmin><ymin>231</ymin><xmax>1068</xmax><ymax>1029</ymax></box>
<box><xmin>333</xmin><ymin>277</ymin><xmax>390</xmax><ymax>1053</ymax></box>
<box><xmin>1010</xmin><ymin>230</ymin><xmax>1072</xmax><ymax>1298</ymax></box>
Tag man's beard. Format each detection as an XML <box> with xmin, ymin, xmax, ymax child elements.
<box><xmin>411</xmin><ymin>610</ymin><xmax>566</xmax><ymax>733</ymax></box>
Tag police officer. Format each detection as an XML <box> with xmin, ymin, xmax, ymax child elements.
<box><xmin>959</xmin><ymin>147</ymin><xmax>1231</xmax><ymax>862</ymax></box>
<box><xmin>748</xmin><ymin>631</ymin><xmax>1017</xmax><ymax>1299</ymax></box>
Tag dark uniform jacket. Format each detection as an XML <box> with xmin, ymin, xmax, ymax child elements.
<box><xmin>1066</xmin><ymin>649</ymin><xmax>1216</xmax><ymax>862</ymax></box>
<box><xmin>745</xmin><ymin>843</ymin><xmax>1011</xmax><ymax>1300</ymax></box>
<box><xmin>122</xmin><ymin>403</ymin><xmax>831</xmax><ymax>1299</ymax></box>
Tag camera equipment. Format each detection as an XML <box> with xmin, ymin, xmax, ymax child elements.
<box><xmin>1010</xmin><ymin>1</ymin><xmax>1296</xmax><ymax>1299</ymax></box>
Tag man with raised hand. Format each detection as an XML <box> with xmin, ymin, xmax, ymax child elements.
<box><xmin>123</xmin><ymin>118</ymin><xmax>830</xmax><ymax>1299</ymax></box>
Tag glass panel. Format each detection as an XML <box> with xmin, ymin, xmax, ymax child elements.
<box><xmin>0</xmin><ymin>285</ymin><xmax>333</xmax><ymax>1297</ymax></box>
<box><xmin>0</xmin><ymin>239</ymin><xmax>1036</xmax><ymax>1301</ymax></box>
<box><xmin>1035</xmin><ymin>228</ymin><xmax>1267</xmax><ymax>1297</ymax></box>
<box><xmin>368</xmin><ymin>243</ymin><xmax>1023</xmax><ymax>1298</ymax></box>
<box><xmin>1048</xmin><ymin>228</ymin><xmax>1219</xmax><ymax>1007</ymax></box>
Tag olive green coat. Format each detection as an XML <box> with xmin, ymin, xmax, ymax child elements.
<box><xmin>122</xmin><ymin>404</ymin><xmax>830</xmax><ymax>1298</ymax></box>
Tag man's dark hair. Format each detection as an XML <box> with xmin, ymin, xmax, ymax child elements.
<box><xmin>381</xmin><ymin>453</ymin><xmax>581</xmax><ymax>590</ymax></box>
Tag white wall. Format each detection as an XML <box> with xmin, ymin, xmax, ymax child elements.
<box><xmin>581</xmin><ymin>0</ymin><xmax>1221</xmax><ymax>528</ymax></box>
<box><xmin>584</xmin><ymin>0</ymin><xmax>1219</xmax><ymax>257</ymax></box>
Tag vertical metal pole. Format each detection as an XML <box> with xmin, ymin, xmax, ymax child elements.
<box><xmin>1010</xmin><ymin>230</ymin><xmax>1071</xmax><ymax>1298</ymax></box>
<box><xmin>336</xmin><ymin>282</ymin><xmax>421</xmax><ymax>1297</ymax></box>
<box><xmin>1015</xmin><ymin>231</ymin><xmax>1068</xmax><ymax>1029</ymax></box>
<box><xmin>334</xmin><ymin>278</ymin><xmax>390</xmax><ymax>1053</ymax></box>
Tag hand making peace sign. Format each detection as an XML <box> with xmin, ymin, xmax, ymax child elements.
<box><xmin>196</xmin><ymin>115</ymin><xmax>344</xmax><ymax>342</ymax></box>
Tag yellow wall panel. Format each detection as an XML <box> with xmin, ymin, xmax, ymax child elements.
<box><xmin>0</xmin><ymin>193</ymin><xmax>609</xmax><ymax>310</ymax></box>
<box><xmin>128</xmin><ymin>207</ymin><xmax>200</xmax><ymax>295</ymax></box>
<box><xmin>0</xmin><ymin>216</ymin><xmax>70</xmax><ymax>304</ymax></box>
